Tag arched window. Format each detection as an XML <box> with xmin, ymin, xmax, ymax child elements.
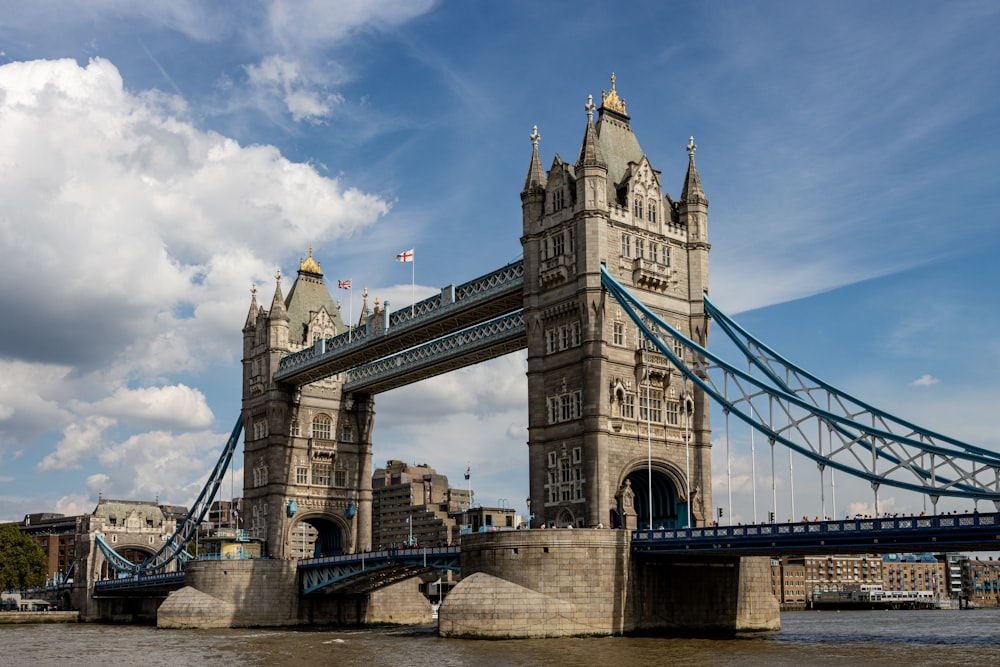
<box><xmin>648</xmin><ymin>200</ymin><xmax>657</xmax><ymax>223</ymax></box>
<box><xmin>633</xmin><ymin>197</ymin><xmax>643</xmax><ymax>219</ymax></box>
<box><xmin>312</xmin><ymin>414</ymin><xmax>332</xmax><ymax>440</ymax></box>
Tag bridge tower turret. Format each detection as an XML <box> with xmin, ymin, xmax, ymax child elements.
<box><xmin>241</xmin><ymin>250</ymin><xmax>373</xmax><ymax>558</ymax></box>
<box><xmin>520</xmin><ymin>75</ymin><xmax>712</xmax><ymax>531</ymax></box>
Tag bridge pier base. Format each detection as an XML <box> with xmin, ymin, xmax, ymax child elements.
<box><xmin>439</xmin><ymin>531</ymin><xmax>779</xmax><ymax>638</ymax></box>
<box><xmin>156</xmin><ymin>559</ymin><xmax>434</xmax><ymax>628</ymax></box>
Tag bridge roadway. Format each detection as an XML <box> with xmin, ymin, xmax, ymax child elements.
<box><xmin>633</xmin><ymin>511</ymin><xmax>1000</xmax><ymax>556</ymax></box>
<box><xmin>90</xmin><ymin>512</ymin><xmax>1000</xmax><ymax>596</ymax></box>
<box><xmin>273</xmin><ymin>260</ymin><xmax>524</xmax><ymax>391</ymax></box>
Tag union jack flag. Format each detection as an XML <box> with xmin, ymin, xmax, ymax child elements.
<box><xmin>338</xmin><ymin>279</ymin><xmax>351</xmax><ymax>289</ymax></box>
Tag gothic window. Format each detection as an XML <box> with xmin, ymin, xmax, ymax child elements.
<box><xmin>296</xmin><ymin>467</ymin><xmax>308</xmax><ymax>484</ymax></box>
<box><xmin>548</xmin><ymin>451</ymin><xmax>557</xmax><ymax>468</ymax></box>
<box><xmin>571</xmin><ymin>321</ymin><xmax>581</xmax><ymax>346</ymax></box>
<box><xmin>613</xmin><ymin>321</ymin><xmax>625</xmax><ymax>346</ymax></box>
<box><xmin>649</xmin><ymin>243</ymin><xmax>658</xmax><ymax>264</ymax></box>
<box><xmin>573</xmin><ymin>447</ymin><xmax>582</xmax><ymax>464</ymax></box>
<box><xmin>312</xmin><ymin>414</ymin><xmax>332</xmax><ymax>440</ymax></box>
<box><xmin>312</xmin><ymin>463</ymin><xmax>331</xmax><ymax>486</ymax></box>
<box><xmin>633</xmin><ymin>197</ymin><xmax>643</xmax><ymax>219</ymax></box>
<box><xmin>622</xmin><ymin>394</ymin><xmax>635</xmax><ymax>419</ymax></box>
<box><xmin>552</xmin><ymin>188</ymin><xmax>565</xmax><ymax>212</ymax></box>
<box><xmin>542</xmin><ymin>237</ymin><xmax>550</xmax><ymax>260</ymax></box>
<box><xmin>561</xmin><ymin>458</ymin><xmax>571</xmax><ymax>483</ymax></box>
<box><xmin>666</xmin><ymin>396</ymin><xmax>680</xmax><ymax>426</ymax></box>
<box><xmin>663</xmin><ymin>246</ymin><xmax>671</xmax><ymax>267</ymax></box>
<box><xmin>568</xmin><ymin>228</ymin><xmax>575</xmax><ymax>253</ymax></box>
<box><xmin>636</xmin><ymin>238</ymin><xmax>645</xmax><ymax>260</ymax></box>
<box><xmin>648</xmin><ymin>200</ymin><xmax>657</xmax><ymax>223</ymax></box>
<box><xmin>621</xmin><ymin>233</ymin><xmax>631</xmax><ymax>257</ymax></box>
<box><xmin>334</xmin><ymin>463</ymin><xmax>347</xmax><ymax>487</ymax></box>
<box><xmin>553</xmin><ymin>232</ymin><xmax>565</xmax><ymax>256</ymax></box>
<box><xmin>547</xmin><ymin>389</ymin><xmax>583</xmax><ymax>424</ymax></box>
<box><xmin>560</xmin><ymin>325</ymin><xmax>570</xmax><ymax>350</ymax></box>
<box><xmin>639</xmin><ymin>389</ymin><xmax>663</xmax><ymax>422</ymax></box>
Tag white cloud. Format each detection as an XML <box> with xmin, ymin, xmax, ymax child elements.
<box><xmin>0</xmin><ymin>56</ymin><xmax>390</xmax><ymax>495</ymax></box>
<box><xmin>244</xmin><ymin>54</ymin><xmax>344</xmax><ymax>122</ymax></box>
<box><xmin>37</xmin><ymin>416</ymin><xmax>117</xmax><ymax>472</ymax></box>
<box><xmin>911</xmin><ymin>374</ymin><xmax>940</xmax><ymax>387</ymax></box>
<box><xmin>74</xmin><ymin>384</ymin><xmax>214</xmax><ymax>431</ymax></box>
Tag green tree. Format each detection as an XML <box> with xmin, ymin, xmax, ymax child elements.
<box><xmin>0</xmin><ymin>523</ymin><xmax>47</xmax><ymax>591</ymax></box>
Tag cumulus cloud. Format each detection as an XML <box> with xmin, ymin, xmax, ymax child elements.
<box><xmin>0</xmin><ymin>57</ymin><xmax>390</xmax><ymax>494</ymax></box>
<box><xmin>245</xmin><ymin>54</ymin><xmax>344</xmax><ymax>122</ymax></box>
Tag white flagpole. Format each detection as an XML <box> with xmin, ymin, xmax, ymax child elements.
<box><xmin>410</xmin><ymin>252</ymin><xmax>415</xmax><ymax>316</ymax></box>
<box><xmin>349</xmin><ymin>284</ymin><xmax>353</xmax><ymax>341</ymax></box>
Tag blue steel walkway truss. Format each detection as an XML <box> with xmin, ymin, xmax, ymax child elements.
<box><xmin>298</xmin><ymin>547</ymin><xmax>460</xmax><ymax>595</ymax></box>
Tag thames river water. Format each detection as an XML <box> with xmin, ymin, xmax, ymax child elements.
<box><xmin>2</xmin><ymin>609</ymin><xmax>999</xmax><ymax>666</ymax></box>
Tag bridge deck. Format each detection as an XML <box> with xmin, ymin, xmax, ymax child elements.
<box><xmin>632</xmin><ymin>512</ymin><xmax>1000</xmax><ymax>556</ymax></box>
<box><xmin>275</xmin><ymin>261</ymin><xmax>523</xmax><ymax>386</ymax></box>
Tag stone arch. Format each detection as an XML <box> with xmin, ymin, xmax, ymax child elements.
<box><xmin>554</xmin><ymin>507</ymin><xmax>577</xmax><ymax>528</ymax></box>
<box><xmin>618</xmin><ymin>459</ymin><xmax>689</xmax><ymax>530</ymax></box>
<box><xmin>285</xmin><ymin>512</ymin><xmax>349</xmax><ymax>559</ymax></box>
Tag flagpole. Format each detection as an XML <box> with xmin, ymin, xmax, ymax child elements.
<box><xmin>410</xmin><ymin>253</ymin><xmax>415</xmax><ymax>316</ymax></box>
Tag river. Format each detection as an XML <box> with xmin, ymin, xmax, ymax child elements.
<box><xmin>2</xmin><ymin>609</ymin><xmax>998</xmax><ymax>666</ymax></box>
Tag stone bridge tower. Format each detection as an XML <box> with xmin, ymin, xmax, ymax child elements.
<box><xmin>241</xmin><ymin>250</ymin><xmax>374</xmax><ymax>558</ymax></box>
<box><xmin>520</xmin><ymin>76</ymin><xmax>712</xmax><ymax>530</ymax></box>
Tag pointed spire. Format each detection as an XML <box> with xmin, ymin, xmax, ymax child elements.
<box><xmin>577</xmin><ymin>94</ymin><xmax>606</xmax><ymax>169</ymax></box>
<box><xmin>270</xmin><ymin>269</ymin><xmax>289</xmax><ymax>321</ymax></box>
<box><xmin>522</xmin><ymin>125</ymin><xmax>547</xmax><ymax>192</ymax></box>
<box><xmin>359</xmin><ymin>287</ymin><xmax>371</xmax><ymax>326</ymax></box>
<box><xmin>299</xmin><ymin>246</ymin><xmax>322</xmax><ymax>276</ymax></box>
<box><xmin>680</xmin><ymin>136</ymin><xmax>707</xmax><ymax>206</ymax></box>
<box><xmin>243</xmin><ymin>283</ymin><xmax>259</xmax><ymax>329</ymax></box>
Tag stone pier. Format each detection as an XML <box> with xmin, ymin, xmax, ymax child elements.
<box><xmin>439</xmin><ymin>530</ymin><xmax>779</xmax><ymax>638</ymax></box>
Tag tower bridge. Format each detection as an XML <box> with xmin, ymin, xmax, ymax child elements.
<box><xmin>79</xmin><ymin>75</ymin><xmax>1000</xmax><ymax>636</ymax></box>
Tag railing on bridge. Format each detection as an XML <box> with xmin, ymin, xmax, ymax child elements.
<box><xmin>92</xmin><ymin>570</ymin><xmax>186</xmax><ymax>594</ymax></box>
<box><xmin>298</xmin><ymin>546</ymin><xmax>460</xmax><ymax>595</ymax></box>
<box><xmin>632</xmin><ymin>512</ymin><xmax>1000</xmax><ymax>556</ymax></box>
<box><xmin>274</xmin><ymin>260</ymin><xmax>524</xmax><ymax>385</ymax></box>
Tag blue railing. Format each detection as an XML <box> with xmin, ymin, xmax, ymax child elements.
<box><xmin>632</xmin><ymin>512</ymin><xmax>1000</xmax><ymax>554</ymax></box>
<box><xmin>92</xmin><ymin>570</ymin><xmax>186</xmax><ymax>592</ymax></box>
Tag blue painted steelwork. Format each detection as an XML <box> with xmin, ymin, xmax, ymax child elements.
<box><xmin>275</xmin><ymin>260</ymin><xmax>524</xmax><ymax>385</ymax></box>
<box><xmin>92</xmin><ymin>570</ymin><xmax>186</xmax><ymax>594</ymax></box>
<box><xmin>298</xmin><ymin>546</ymin><xmax>460</xmax><ymax>594</ymax></box>
<box><xmin>94</xmin><ymin>416</ymin><xmax>244</xmax><ymax>575</ymax></box>
<box><xmin>600</xmin><ymin>266</ymin><xmax>1000</xmax><ymax>505</ymax></box>
<box><xmin>632</xmin><ymin>511</ymin><xmax>1000</xmax><ymax>555</ymax></box>
<box><xmin>343</xmin><ymin>311</ymin><xmax>525</xmax><ymax>394</ymax></box>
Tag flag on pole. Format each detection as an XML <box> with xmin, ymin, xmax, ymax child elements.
<box><xmin>396</xmin><ymin>248</ymin><xmax>414</xmax><ymax>262</ymax></box>
<box><xmin>338</xmin><ymin>279</ymin><xmax>351</xmax><ymax>289</ymax></box>
<box><xmin>464</xmin><ymin>466</ymin><xmax>471</xmax><ymax>480</ymax></box>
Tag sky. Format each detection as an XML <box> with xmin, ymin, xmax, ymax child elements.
<box><xmin>1</xmin><ymin>1</ymin><xmax>999</xmax><ymax>531</ymax></box>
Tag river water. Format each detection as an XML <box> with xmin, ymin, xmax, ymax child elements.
<box><xmin>3</xmin><ymin>609</ymin><xmax>998</xmax><ymax>666</ymax></box>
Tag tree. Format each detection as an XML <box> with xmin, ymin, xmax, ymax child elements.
<box><xmin>0</xmin><ymin>523</ymin><xmax>47</xmax><ymax>591</ymax></box>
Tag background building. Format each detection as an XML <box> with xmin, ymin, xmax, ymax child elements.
<box><xmin>883</xmin><ymin>553</ymin><xmax>945</xmax><ymax>597</ymax></box>
<box><xmin>371</xmin><ymin>460</ymin><xmax>473</xmax><ymax>549</ymax></box>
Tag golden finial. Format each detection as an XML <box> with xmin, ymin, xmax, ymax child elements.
<box><xmin>299</xmin><ymin>246</ymin><xmax>323</xmax><ymax>275</ymax></box>
<box><xmin>600</xmin><ymin>72</ymin><xmax>627</xmax><ymax>115</ymax></box>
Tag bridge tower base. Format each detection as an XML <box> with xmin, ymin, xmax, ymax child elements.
<box><xmin>156</xmin><ymin>560</ymin><xmax>434</xmax><ymax>628</ymax></box>
<box><xmin>439</xmin><ymin>531</ymin><xmax>779</xmax><ymax>638</ymax></box>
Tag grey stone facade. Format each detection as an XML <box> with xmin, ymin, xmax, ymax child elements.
<box><xmin>520</xmin><ymin>76</ymin><xmax>712</xmax><ymax>531</ymax></box>
<box><xmin>241</xmin><ymin>250</ymin><xmax>375</xmax><ymax>558</ymax></box>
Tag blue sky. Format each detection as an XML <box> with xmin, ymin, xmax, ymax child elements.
<box><xmin>1</xmin><ymin>1</ymin><xmax>999</xmax><ymax>527</ymax></box>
